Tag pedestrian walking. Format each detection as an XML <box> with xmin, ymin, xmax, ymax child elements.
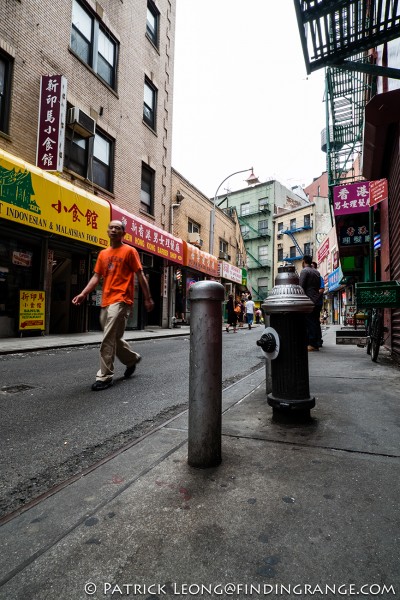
<box><xmin>72</xmin><ymin>220</ymin><xmax>154</xmax><ymax>390</ymax></box>
<box><xmin>255</xmin><ymin>308</ymin><xmax>262</xmax><ymax>324</ymax></box>
<box><xmin>225</xmin><ymin>294</ymin><xmax>238</xmax><ymax>333</ymax></box>
<box><xmin>299</xmin><ymin>255</ymin><xmax>322</xmax><ymax>351</ymax></box>
<box><xmin>312</xmin><ymin>261</ymin><xmax>325</xmax><ymax>347</ymax></box>
<box><xmin>245</xmin><ymin>294</ymin><xmax>255</xmax><ymax>329</ymax></box>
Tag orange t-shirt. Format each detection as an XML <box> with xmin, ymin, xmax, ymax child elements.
<box><xmin>94</xmin><ymin>244</ymin><xmax>142</xmax><ymax>307</ymax></box>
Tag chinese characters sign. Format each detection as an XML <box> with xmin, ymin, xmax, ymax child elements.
<box><xmin>218</xmin><ymin>261</ymin><xmax>242</xmax><ymax>284</ymax></box>
<box><xmin>184</xmin><ymin>243</ymin><xmax>219</xmax><ymax>277</ymax></box>
<box><xmin>36</xmin><ymin>75</ymin><xmax>67</xmax><ymax>172</ymax></box>
<box><xmin>328</xmin><ymin>266</ymin><xmax>343</xmax><ymax>292</ymax></box>
<box><xmin>339</xmin><ymin>225</ymin><xmax>370</xmax><ymax>246</ymax></box>
<box><xmin>370</xmin><ymin>179</ymin><xmax>388</xmax><ymax>207</ymax></box>
<box><xmin>317</xmin><ymin>237</ymin><xmax>330</xmax><ymax>263</ymax></box>
<box><xmin>333</xmin><ymin>181</ymin><xmax>370</xmax><ymax>216</ymax></box>
<box><xmin>19</xmin><ymin>290</ymin><xmax>46</xmax><ymax>331</ymax></box>
<box><xmin>112</xmin><ymin>206</ymin><xmax>184</xmax><ymax>265</ymax></box>
<box><xmin>0</xmin><ymin>149</ymin><xmax>109</xmax><ymax>247</ymax></box>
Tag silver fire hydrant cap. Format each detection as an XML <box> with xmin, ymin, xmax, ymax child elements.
<box><xmin>262</xmin><ymin>265</ymin><xmax>314</xmax><ymax>314</ymax></box>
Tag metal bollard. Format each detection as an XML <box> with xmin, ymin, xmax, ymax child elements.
<box><xmin>188</xmin><ymin>280</ymin><xmax>225</xmax><ymax>468</ymax></box>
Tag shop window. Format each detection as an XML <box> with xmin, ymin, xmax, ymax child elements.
<box><xmin>143</xmin><ymin>78</ymin><xmax>157</xmax><ymax>130</ymax></box>
<box><xmin>146</xmin><ymin>1</ymin><xmax>159</xmax><ymax>48</ymax></box>
<box><xmin>141</xmin><ymin>162</ymin><xmax>155</xmax><ymax>215</ymax></box>
<box><xmin>70</xmin><ymin>0</ymin><xmax>118</xmax><ymax>90</ymax></box>
<box><xmin>0</xmin><ymin>50</ymin><xmax>13</xmax><ymax>135</ymax></box>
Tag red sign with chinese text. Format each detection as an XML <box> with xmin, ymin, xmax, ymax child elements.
<box><xmin>183</xmin><ymin>242</ymin><xmax>220</xmax><ymax>277</ymax></box>
<box><xmin>111</xmin><ymin>206</ymin><xmax>183</xmax><ymax>265</ymax></box>
<box><xmin>36</xmin><ymin>75</ymin><xmax>67</xmax><ymax>172</ymax></box>
<box><xmin>317</xmin><ymin>237</ymin><xmax>330</xmax><ymax>263</ymax></box>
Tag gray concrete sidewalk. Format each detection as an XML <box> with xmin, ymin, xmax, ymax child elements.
<box><xmin>0</xmin><ymin>326</ymin><xmax>399</xmax><ymax>599</ymax></box>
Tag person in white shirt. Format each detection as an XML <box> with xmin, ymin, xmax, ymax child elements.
<box><xmin>245</xmin><ymin>294</ymin><xmax>255</xmax><ymax>330</ymax></box>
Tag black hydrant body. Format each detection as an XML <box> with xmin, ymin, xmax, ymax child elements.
<box><xmin>261</xmin><ymin>265</ymin><xmax>315</xmax><ymax>412</ymax></box>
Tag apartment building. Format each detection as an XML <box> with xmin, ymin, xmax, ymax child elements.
<box><xmin>220</xmin><ymin>181</ymin><xmax>308</xmax><ymax>304</ymax></box>
<box><xmin>0</xmin><ymin>0</ymin><xmax>176</xmax><ymax>337</ymax></box>
<box><xmin>273</xmin><ymin>197</ymin><xmax>330</xmax><ymax>277</ymax></box>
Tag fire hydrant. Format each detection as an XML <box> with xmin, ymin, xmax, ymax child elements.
<box><xmin>257</xmin><ymin>265</ymin><xmax>315</xmax><ymax>414</ymax></box>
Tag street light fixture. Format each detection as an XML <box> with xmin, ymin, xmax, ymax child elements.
<box><xmin>209</xmin><ymin>167</ymin><xmax>260</xmax><ymax>255</ymax></box>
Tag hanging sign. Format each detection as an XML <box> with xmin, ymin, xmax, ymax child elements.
<box><xmin>36</xmin><ymin>75</ymin><xmax>67</xmax><ymax>172</ymax></box>
<box><xmin>333</xmin><ymin>181</ymin><xmax>370</xmax><ymax>216</ymax></box>
<box><xmin>369</xmin><ymin>179</ymin><xmax>388</xmax><ymax>207</ymax></box>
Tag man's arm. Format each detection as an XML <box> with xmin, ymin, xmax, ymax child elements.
<box><xmin>137</xmin><ymin>270</ymin><xmax>154</xmax><ymax>312</ymax></box>
<box><xmin>72</xmin><ymin>273</ymin><xmax>101</xmax><ymax>306</ymax></box>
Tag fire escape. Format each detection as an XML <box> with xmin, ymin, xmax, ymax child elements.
<box><xmin>280</xmin><ymin>221</ymin><xmax>313</xmax><ymax>262</ymax></box>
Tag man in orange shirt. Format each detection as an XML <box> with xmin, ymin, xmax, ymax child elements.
<box><xmin>72</xmin><ymin>220</ymin><xmax>154</xmax><ymax>391</ymax></box>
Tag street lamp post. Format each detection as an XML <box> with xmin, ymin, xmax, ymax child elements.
<box><xmin>209</xmin><ymin>167</ymin><xmax>260</xmax><ymax>255</ymax></box>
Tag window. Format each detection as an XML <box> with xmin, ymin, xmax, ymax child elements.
<box><xmin>0</xmin><ymin>50</ymin><xmax>12</xmax><ymax>134</ymax></box>
<box><xmin>290</xmin><ymin>218</ymin><xmax>296</xmax><ymax>230</ymax></box>
<box><xmin>258</xmin><ymin>220</ymin><xmax>268</xmax><ymax>236</ymax></box>
<box><xmin>143</xmin><ymin>78</ymin><xmax>157</xmax><ymax>130</ymax></box>
<box><xmin>65</xmin><ymin>127</ymin><xmax>114</xmax><ymax>192</ymax></box>
<box><xmin>71</xmin><ymin>0</ymin><xmax>118</xmax><ymax>89</ymax></box>
<box><xmin>290</xmin><ymin>246</ymin><xmax>296</xmax><ymax>258</ymax></box>
<box><xmin>240</xmin><ymin>202</ymin><xmax>250</xmax><ymax>216</ymax></box>
<box><xmin>277</xmin><ymin>248</ymin><xmax>284</xmax><ymax>261</ymax></box>
<box><xmin>277</xmin><ymin>222</ymin><xmax>283</xmax><ymax>231</ymax></box>
<box><xmin>259</xmin><ymin>197</ymin><xmax>269</xmax><ymax>211</ymax></box>
<box><xmin>141</xmin><ymin>163</ymin><xmax>155</xmax><ymax>215</ymax></box>
<box><xmin>258</xmin><ymin>246</ymin><xmax>268</xmax><ymax>265</ymax></box>
<box><xmin>304</xmin><ymin>214</ymin><xmax>311</xmax><ymax>227</ymax></box>
<box><xmin>258</xmin><ymin>277</ymin><xmax>268</xmax><ymax>297</ymax></box>
<box><xmin>304</xmin><ymin>242</ymin><xmax>311</xmax><ymax>255</ymax></box>
<box><xmin>241</xmin><ymin>225</ymin><xmax>250</xmax><ymax>239</ymax></box>
<box><xmin>219</xmin><ymin>239</ymin><xmax>228</xmax><ymax>254</ymax></box>
<box><xmin>188</xmin><ymin>220</ymin><xmax>200</xmax><ymax>234</ymax></box>
<box><xmin>146</xmin><ymin>1</ymin><xmax>159</xmax><ymax>47</ymax></box>
<box><xmin>92</xmin><ymin>132</ymin><xmax>113</xmax><ymax>191</ymax></box>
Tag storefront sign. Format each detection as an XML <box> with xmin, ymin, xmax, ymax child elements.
<box><xmin>183</xmin><ymin>243</ymin><xmax>219</xmax><ymax>277</ymax></box>
<box><xmin>369</xmin><ymin>178</ymin><xmax>388</xmax><ymax>207</ymax></box>
<box><xmin>112</xmin><ymin>205</ymin><xmax>183</xmax><ymax>265</ymax></box>
<box><xmin>12</xmin><ymin>251</ymin><xmax>33</xmax><ymax>267</ymax></box>
<box><xmin>36</xmin><ymin>75</ymin><xmax>67</xmax><ymax>172</ymax></box>
<box><xmin>339</xmin><ymin>224</ymin><xmax>370</xmax><ymax>246</ymax></box>
<box><xmin>333</xmin><ymin>181</ymin><xmax>370</xmax><ymax>216</ymax></box>
<box><xmin>317</xmin><ymin>237</ymin><xmax>330</xmax><ymax>263</ymax></box>
<box><xmin>0</xmin><ymin>149</ymin><xmax>110</xmax><ymax>247</ymax></box>
<box><xmin>219</xmin><ymin>261</ymin><xmax>242</xmax><ymax>284</ymax></box>
<box><xmin>19</xmin><ymin>290</ymin><xmax>46</xmax><ymax>331</ymax></box>
<box><xmin>328</xmin><ymin>266</ymin><xmax>343</xmax><ymax>292</ymax></box>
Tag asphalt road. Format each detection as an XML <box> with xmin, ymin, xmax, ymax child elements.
<box><xmin>0</xmin><ymin>326</ymin><xmax>265</xmax><ymax>517</ymax></box>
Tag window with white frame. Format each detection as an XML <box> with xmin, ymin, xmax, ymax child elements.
<box><xmin>64</xmin><ymin>126</ymin><xmax>114</xmax><ymax>192</ymax></box>
<box><xmin>146</xmin><ymin>1</ymin><xmax>159</xmax><ymax>47</ymax></box>
<box><xmin>143</xmin><ymin>78</ymin><xmax>157</xmax><ymax>130</ymax></box>
<box><xmin>277</xmin><ymin>222</ymin><xmax>284</xmax><ymax>231</ymax></box>
<box><xmin>290</xmin><ymin>218</ymin><xmax>296</xmax><ymax>230</ymax></box>
<box><xmin>188</xmin><ymin>220</ymin><xmax>200</xmax><ymax>234</ymax></box>
<box><xmin>258</xmin><ymin>246</ymin><xmax>268</xmax><ymax>265</ymax></box>
<box><xmin>277</xmin><ymin>247</ymin><xmax>284</xmax><ymax>261</ymax></box>
<box><xmin>141</xmin><ymin>163</ymin><xmax>155</xmax><ymax>215</ymax></box>
<box><xmin>71</xmin><ymin>0</ymin><xmax>118</xmax><ymax>89</ymax></box>
<box><xmin>258</xmin><ymin>220</ymin><xmax>268</xmax><ymax>235</ymax></box>
<box><xmin>290</xmin><ymin>246</ymin><xmax>296</xmax><ymax>258</ymax></box>
<box><xmin>241</xmin><ymin>225</ymin><xmax>250</xmax><ymax>239</ymax></box>
<box><xmin>219</xmin><ymin>239</ymin><xmax>228</xmax><ymax>254</ymax></box>
<box><xmin>241</xmin><ymin>202</ymin><xmax>250</xmax><ymax>216</ymax></box>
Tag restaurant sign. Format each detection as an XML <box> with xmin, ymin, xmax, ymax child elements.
<box><xmin>0</xmin><ymin>149</ymin><xmax>110</xmax><ymax>247</ymax></box>
<box><xmin>19</xmin><ymin>290</ymin><xmax>46</xmax><ymax>331</ymax></box>
<box><xmin>183</xmin><ymin>243</ymin><xmax>219</xmax><ymax>277</ymax></box>
<box><xmin>36</xmin><ymin>75</ymin><xmax>67</xmax><ymax>172</ymax></box>
<box><xmin>219</xmin><ymin>261</ymin><xmax>242</xmax><ymax>284</ymax></box>
<box><xmin>112</xmin><ymin>205</ymin><xmax>183</xmax><ymax>265</ymax></box>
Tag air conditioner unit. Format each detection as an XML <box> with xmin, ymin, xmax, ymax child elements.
<box><xmin>67</xmin><ymin>107</ymin><xmax>96</xmax><ymax>138</ymax></box>
<box><xmin>188</xmin><ymin>232</ymin><xmax>201</xmax><ymax>246</ymax></box>
<box><xmin>139</xmin><ymin>252</ymin><xmax>154</xmax><ymax>268</ymax></box>
<box><xmin>219</xmin><ymin>251</ymin><xmax>228</xmax><ymax>260</ymax></box>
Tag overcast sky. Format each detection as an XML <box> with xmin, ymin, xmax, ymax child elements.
<box><xmin>171</xmin><ymin>0</ymin><xmax>327</xmax><ymax>199</ymax></box>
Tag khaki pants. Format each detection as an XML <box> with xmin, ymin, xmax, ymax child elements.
<box><xmin>96</xmin><ymin>302</ymin><xmax>139</xmax><ymax>382</ymax></box>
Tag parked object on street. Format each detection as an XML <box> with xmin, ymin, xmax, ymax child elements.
<box><xmin>188</xmin><ymin>280</ymin><xmax>224</xmax><ymax>468</ymax></box>
<box><xmin>260</xmin><ymin>265</ymin><xmax>315</xmax><ymax>415</ymax></box>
